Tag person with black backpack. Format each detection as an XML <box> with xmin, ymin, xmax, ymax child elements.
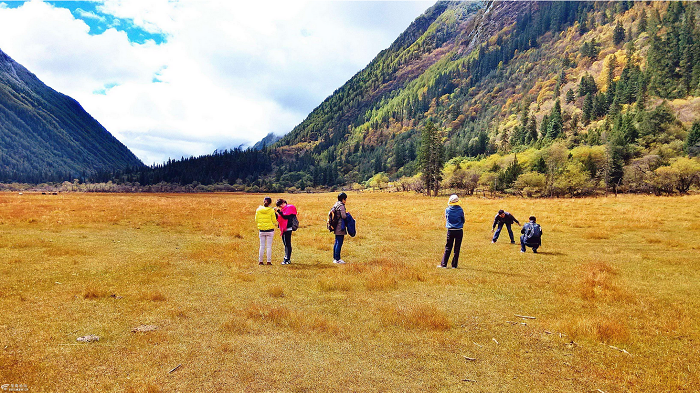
<box><xmin>520</xmin><ymin>216</ymin><xmax>542</xmax><ymax>253</ymax></box>
<box><xmin>275</xmin><ymin>199</ymin><xmax>298</xmax><ymax>265</ymax></box>
<box><xmin>328</xmin><ymin>192</ymin><xmax>348</xmax><ymax>264</ymax></box>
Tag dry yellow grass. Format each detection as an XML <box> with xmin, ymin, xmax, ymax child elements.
<box><xmin>0</xmin><ymin>192</ymin><xmax>699</xmax><ymax>392</ymax></box>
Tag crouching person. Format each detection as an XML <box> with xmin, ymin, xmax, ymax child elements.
<box><xmin>520</xmin><ymin>216</ymin><xmax>542</xmax><ymax>253</ymax></box>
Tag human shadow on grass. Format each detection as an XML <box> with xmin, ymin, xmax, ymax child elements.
<box><xmin>286</xmin><ymin>263</ymin><xmax>336</xmax><ymax>270</ymax></box>
<box><xmin>461</xmin><ymin>267</ymin><xmax>530</xmax><ymax>278</ymax></box>
<box><xmin>530</xmin><ymin>251</ymin><xmax>565</xmax><ymax>256</ymax></box>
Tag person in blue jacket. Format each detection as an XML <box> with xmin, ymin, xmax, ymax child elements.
<box><xmin>439</xmin><ymin>194</ymin><xmax>465</xmax><ymax>268</ymax></box>
<box><xmin>520</xmin><ymin>216</ymin><xmax>542</xmax><ymax>253</ymax></box>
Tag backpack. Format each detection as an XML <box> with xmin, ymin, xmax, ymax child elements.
<box><xmin>525</xmin><ymin>223</ymin><xmax>541</xmax><ymax>241</ymax></box>
<box><xmin>327</xmin><ymin>206</ymin><xmax>340</xmax><ymax>232</ymax></box>
<box><xmin>290</xmin><ymin>215</ymin><xmax>299</xmax><ymax>231</ymax></box>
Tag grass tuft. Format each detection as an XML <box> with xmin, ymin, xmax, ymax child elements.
<box><xmin>595</xmin><ymin>319</ymin><xmax>630</xmax><ymax>343</ymax></box>
<box><xmin>579</xmin><ymin>261</ymin><xmax>630</xmax><ymax>302</ymax></box>
<box><xmin>245</xmin><ymin>303</ymin><xmax>295</xmax><ymax>326</ymax></box>
<box><xmin>82</xmin><ymin>285</ymin><xmax>107</xmax><ymax>299</ymax></box>
<box><xmin>222</xmin><ymin>316</ymin><xmax>252</xmax><ymax>335</ymax></box>
<box><xmin>346</xmin><ymin>263</ymin><xmax>367</xmax><ymax>275</ymax></box>
<box><xmin>308</xmin><ymin>316</ymin><xmax>341</xmax><ymax>334</ymax></box>
<box><xmin>243</xmin><ymin>303</ymin><xmax>336</xmax><ymax>333</ymax></box>
<box><xmin>267</xmin><ymin>306</ymin><xmax>293</xmax><ymax>325</ymax></box>
<box><xmin>141</xmin><ymin>291</ymin><xmax>167</xmax><ymax>302</ymax></box>
<box><xmin>318</xmin><ymin>277</ymin><xmax>353</xmax><ymax>292</ymax></box>
<box><xmin>583</xmin><ymin>230</ymin><xmax>610</xmax><ymax>239</ymax></box>
<box><xmin>267</xmin><ymin>285</ymin><xmax>285</xmax><ymax>298</ymax></box>
<box><xmin>562</xmin><ymin>316</ymin><xmax>630</xmax><ymax>343</ymax></box>
<box><xmin>364</xmin><ymin>273</ymin><xmax>398</xmax><ymax>291</ymax></box>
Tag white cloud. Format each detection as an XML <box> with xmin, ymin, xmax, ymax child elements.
<box><xmin>75</xmin><ymin>8</ymin><xmax>106</xmax><ymax>22</ymax></box>
<box><xmin>97</xmin><ymin>0</ymin><xmax>180</xmax><ymax>35</ymax></box>
<box><xmin>0</xmin><ymin>0</ymin><xmax>432</xmax><ymax>165</ymax></box>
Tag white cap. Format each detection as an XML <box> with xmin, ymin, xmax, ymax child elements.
<box><xmin>449</xmin><ymin>194</ymin><xmax>459</xmax><ymax>204</ymax></box>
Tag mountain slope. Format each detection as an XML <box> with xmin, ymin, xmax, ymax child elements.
<box><xmin>277</xmin><ymin>1</ymin><xmax>481</xmax><ymax>148</ymax></box>
<box><xmin>252</xmin><ymin>133</ymin><xmax>282</xmax><ymax>150</ymax></box>
<box><xmin>273</xmin><ymin>1</ymin><xmax>579</xmax><ymax>177</ymax></box>
<box><xmin>103</xmin><ymin>1</ymin><xmax>700</xmax><ymax>193</ymax></box>
<box><xmin>0</xmin><ymin>49</ymin><xmax>143</xmax><ymax>183</ymax></box>
<box><xmin>267</xmin><ymin>0</ymin><xmax>700</xmax><ymax>188</ymax></box>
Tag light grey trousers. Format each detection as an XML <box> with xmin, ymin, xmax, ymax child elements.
<box><xmin>258</xmin><ymin>231</ymin><xmax>274</xmax><ymax>263</ymax></box>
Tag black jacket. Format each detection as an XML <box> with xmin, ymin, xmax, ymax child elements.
<box><xmin>493</xmin><ymin>212</ymin><xmax>520</xmax><ymax>229</ymax></box>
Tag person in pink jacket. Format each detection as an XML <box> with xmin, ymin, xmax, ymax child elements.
<box><xmin>275</xmin><ymin>199</ymin><xmax>297</xmax><ymax>265</ymax></box>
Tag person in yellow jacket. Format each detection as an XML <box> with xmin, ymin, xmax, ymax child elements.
<box><xmin>255</xmin><ymin>197</ymin><xmax>276</xmax><ymax>265</ymax></box>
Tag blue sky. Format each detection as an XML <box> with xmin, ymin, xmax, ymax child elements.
<box><xmin>5</xmin><ymin>1</ymin><xmax>167</xmax><ymax>43</ymax></box>
<box><xmin>0</xmin><ymin>1</ymin><xmax>434</xmax><ymax>165</ymax></box>
<box><xmin>52</xmin><ymin>1</ymin><xmax>167</xmax><ymax>44</ymax></box>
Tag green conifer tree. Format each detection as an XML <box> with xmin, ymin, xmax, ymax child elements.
<box><xmin>686</xmin><ymin>121</ymin><xmax>700</xmax><ymax>157</ymax></box>
<box><xmin>393</xmin><ymin>142</ymin><xmax>406</xmax><ymax>169</ymax></box>
<box><xmin>546</xmin><ymin>99</ymin><xmax>563</xmax><ymax>139</ymax></box>
<box><xmin>532</xmin><ymin>156</ymin><xmax>547</xmax><ymax>174</ymax></box>
<box><xmin>607</xmin><ymin>131</ymin><xmax>627</xmax><ymax>194</ymax></box>
<box><xmin>566</xmin><ymin>88</ymin><xmax>576</xmax><ymax>104</ymax></box>
<box><xmin>418</xmin><ymin>121</ymin><xmax>444</xmax><ymax>196</ymax></box>
<box><xmin>526</xmin><ymin>116</ymin><xmax>538</xmax><ymax>144</ymax></box>
<box><xmin>582</xmin><ymin>93</ymin><xmax>594</xmax><ymax>124</ymax></box>
<box><xmin>637</xmin><ymin>9</ymin><xmax>647</xmax><ymax>34</ymax></box>
<box><xmin>613</xmin><ymin>21</ymin><xmax>626</xmax><ymax>45</ymax></box>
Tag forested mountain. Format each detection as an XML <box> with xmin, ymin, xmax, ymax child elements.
<box><xmin>0</xmin><ymin>49</ymin><xmax>143</xmax><ymax>183</ymax></box>
<box><xmin>103</xmin><ymin>1</ymin><xmax>700</xmax><ymax>194</ymax></box>
<box><xmin>252</xmin><ymin>133</ymin><xmax>282</xmax><ymax>150</ymax></box>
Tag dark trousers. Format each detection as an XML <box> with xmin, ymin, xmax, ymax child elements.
<box><xmin>441</xmin><ymin>229</ymin><xmax>463</xmax><ymax>268</ymax></box>
<box><xmin>282</xmin><ymin>231</ymin><xmax>292</xmax><ymax>262</ymax></box>
<box><xmin>333</xmin><ymin>235</ymin><xmax>344</xmax><ymax>261</ymax></box>
<box><xmin>520</xmin><ymin>235</ymin><xmax>539</xmax><ymax>253</ymax></box>
<box><xmin>493</xmin><ymin>222</ymin><xmax>514</xmax><ymax>243</ymax></box>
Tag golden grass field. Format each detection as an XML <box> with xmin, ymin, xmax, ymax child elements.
<box><xmin>0</xmin><ymin>191</ymin><xmax>698</xmax><ymax>392</ymax></box>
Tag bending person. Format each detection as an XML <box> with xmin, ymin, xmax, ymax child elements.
<box><xmin>275</xmin><ymin>199</ymin><xmax>297</xmax><ymax>265</ymax></box>
<box><xmin>492</xmin><ymin>209</ymin><xmax>520</xmax><ymax>244</ymax></box>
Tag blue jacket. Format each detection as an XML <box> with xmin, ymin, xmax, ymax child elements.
<box><xmin>445</xmin><ymin>205</ymin><xmax>465</xmax><ymax>229</ymax></box>
<box><xmin>521</xmin><ymin>221</ymin><xmax>542</xmax><ymax>245</ymax></box>
<box><xmin>339</xmin><ymin>212</ymin><xmax>356</xmax><ymax>237</ymax></box>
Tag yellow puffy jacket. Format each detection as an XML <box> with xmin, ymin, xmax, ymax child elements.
<box><xmin>255</xmin><ymin>206</ymin><xmax>277</xmax><ymax>230</ymax></box>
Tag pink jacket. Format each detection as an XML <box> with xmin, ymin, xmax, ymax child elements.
<box><xmin>276</xmin><ymin>204</ymin><xmax>297</xmax><ymax>236</ymax></box>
